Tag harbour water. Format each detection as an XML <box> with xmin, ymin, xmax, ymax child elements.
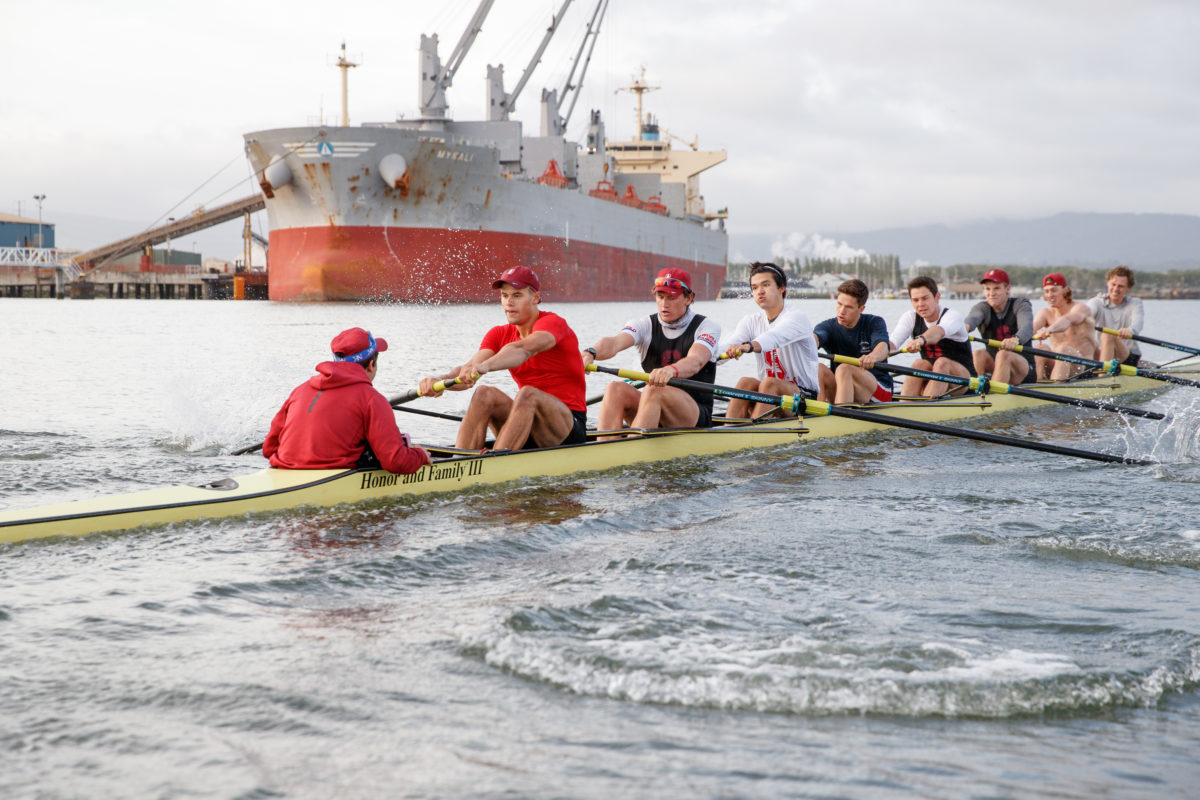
<box><xmin>2</xmin><ymin>296</ymin><xmax>1199</xmax><ymax>798</ymax></box>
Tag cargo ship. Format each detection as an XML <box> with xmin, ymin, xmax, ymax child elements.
<box><xmin>242</xmin><ymin>0</ymin><xmax>728</xmax><ymax>303</ymax></box>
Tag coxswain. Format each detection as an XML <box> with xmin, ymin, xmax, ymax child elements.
<box><xmin>963</xmin><ymin>268</ymin><xmax>1035</xmax><ymax>384</ymax></box>
<box><xmin>1086</xmin><ymin>265</ymin><xmax>1143</xmax><ymax>367</ymax></box>
<box><xmin>1033</xmin><ymin>273</ymin><xmax>1097</xmax><ymax>379</ymax></box>
<box><xmin>890</xmin><ymin>276</ymin><xmax>976</xmax><ymax>399</ymax></box>
<box><xmin>719</xmin><ymin>262</ymin><xmax>820</xmax><ymax>418</ymax></box>
<box><xmin>263</xmin><ymin>328</ymin><xmax>431</xmax><ymax>473</ymax></box>
<box><xmin>582</xmin><ymin>268</ymin><xmax>721</xmax><ymax>437</ymax></box>
<box><xmin>418</xmin><ymin>266</ymin><xmax>588</xmax><ymax>451</ymax></box>
<box><xmin>812</xmin><ymin>278</ymin><xmax>893</xmax><ymax>403</ymax></box>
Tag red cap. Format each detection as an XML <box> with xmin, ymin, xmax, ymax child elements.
<box><xmin>1043</xmin><ymin>273</ymin><xmax>1067</xmax><ymax>288</ymax></box>
<box><xmin>330</xmin><ymin>328</ymin><xmax>388</xmax><ymax>363</ymax></box>
<box><xmin>981</xmin><ymin>268</ymin><xmax>1010</xmax><ymax>284</ymax></box>
<box><xmin>652</xmin><ymin>267</ymin><xmax>693</xmax><ymax>297</ymax></box>
<box><xmin>492</xmin><ymin>266</ymin><xmax>540</xmax><ymax>291</ymax></box>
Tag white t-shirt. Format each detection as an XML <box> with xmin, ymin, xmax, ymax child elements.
<box><xmin>890</xmin><ymin>307</ymin><xmax>969</xmax><ymax>349</ymax></box>
<box><xmin>719</xmin><ymin>304</ymin><xmax>819</xmax><ymax>392</ymax></box>
<box><xmin>619</xmin><ymin>309</ymin><xmax>721</xmax><ymax>362</ymax></box>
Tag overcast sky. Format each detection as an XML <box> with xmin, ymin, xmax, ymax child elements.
<box><xmin>6</xmin><ymin>0</ymin><xmax>1198</xmax><ymax>261</ymax></box>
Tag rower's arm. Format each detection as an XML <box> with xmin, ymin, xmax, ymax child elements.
<box><xmin>1043</xmin><ymin>303</ymin><xmax>1091</xmax><ymax>334</ymax></box>
<box><xmin>1014</xmin><ymin>298</ymin><xmax>1035</xmax><ymax>344</ymax></box>
<box><xmin>582</xmin><ymin>332</ymin><xmax>634</xmax><ymax>365</ymax></box>
<box><xmin>1128</xmin><ymin>297</ymin><xmax>1144</xmax><ymax>335</ymax></box>
<box><xmin>920</xmin><ymin>325</ymin><xmax>947</xmax><ymax>344</ymax></box>
<box><xmin>670</xmin><ymin>341</ymin><xmax>716</xmax><ymax>380</ymax></box>
<box><xmin>478</xmin><ymin>331</ymin><xmax>556</xmax><ymax>374</ymax></box>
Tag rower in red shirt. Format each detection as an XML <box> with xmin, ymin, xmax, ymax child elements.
<box><xmin>263</xmin><ymin>327</ymin><xmax>431</xmax><ymax>473</ymax></box>
<box><xmin>419</xmin><ymin>266</ymin><xmax>588</xmax><ymax>451</ymax></box>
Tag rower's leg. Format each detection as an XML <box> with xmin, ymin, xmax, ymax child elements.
<box><xmin>993</xmin><ymin>350</ymin><xmax>1029</xmax><ymax>385</ymax></box>
<box><xmin>900</xmin><ymin>359</ymin><xmax>931</xmax><ymax>400</ymax></box>
<box><xmin>817</xmin><ymin>363</ymin><xmax>836</xmax><ymax>402</ymax></box>
<box><xmin>457</xmin><ymin>386</ymin><xmax>512</xmax><ymax>450</ymax></box>
<box><xmin>724</xmin><ymin>377</ymin><xmax>762</xmax><ymax>419</ymax></box>
<box><xmin>836</xmin><ymin>364</ymin><xmax>880</xmax><ymax>404</ymax></box>
<box><xmin>754</xmin><ymin>377</ymin><xmax>799</xmax><ymax>418</ymax></box>
<box><xmin>494</xmin><ymin>386</ymin><xmax>574</xmax><ymax>450</ymax></box>
<box><xmin>596</xmin><ymin>382</ymin><xmax>642</xmax><ymax>440</ymax></box>
<box><xmin>632</xmin><ymin>386</ymin><xmax>700</xmax><ymax>429</ymax></box>
<box><xmin>925</xmin><ymin>358</ymin><xmax>971</xmax><ymax>397</ymax></box>
<box><xmin>973</xmin><ymin>349</ymin><xmax>994</xmax><ymax>379</ymax></box>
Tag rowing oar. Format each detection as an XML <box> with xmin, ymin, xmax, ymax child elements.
<box><xmin>1095</xmin><ymin>326</ymin><xmax>1200</xmax><ymax>357</ymax></box>
<box><xmin>586</xmin><ymin>364</ymin><xmax>1155</xmax><ymax>466</ymax></box>
<box><xmin>231</xmin><ymin>378</ymin><xmax>465</xmax><ymax>456</ymax></box>
<box><xmin>970</xmin><ymin>336</ymin><xmax>1200</xmax><ymax>389</ymax></box>
<box><xmin>825</xmin><ymin>354</ymin><xmax>1168</xmax><ymax>421</ymax></box>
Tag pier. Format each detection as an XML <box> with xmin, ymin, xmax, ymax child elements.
<box><xmin>0</xmin><ymin>194</ymin><xmax>266</xmax><ymax>299</ymax></box>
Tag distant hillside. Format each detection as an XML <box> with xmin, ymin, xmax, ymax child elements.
<box><xmin>731</xmin><ymin>212</ymin><xmax>1200</xmax><ymax>270</ymax></box>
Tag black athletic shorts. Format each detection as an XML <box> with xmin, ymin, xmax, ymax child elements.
<box><xmin>522</xmin><ymin>409</ymin><xmax>589</xmax><ymax>450</ymax></box>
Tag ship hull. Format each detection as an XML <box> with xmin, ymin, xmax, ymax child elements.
<box><xmin>245</xmin><ymin>126</ymin><xmax>727</xmax><ymax>303</ymax></box>
<box><xmin>268</xmin><ymin>225</ymin><xmax>725</xmax><ymax>303</ymax></box>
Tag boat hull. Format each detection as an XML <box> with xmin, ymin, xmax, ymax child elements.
<box><xmin>244</xmin><ymin>126</ymin><xmax>728</xmax><ymax>303</ymax></box>
<box><xmin>0</xmin><ymin>368</ymin><xmax>1182</xmax><ymax>545</ymax></box>
<box><xmin>267</xmin><ymin>224</ymin><xmax>725</xmax><ymax>303</ymax></box>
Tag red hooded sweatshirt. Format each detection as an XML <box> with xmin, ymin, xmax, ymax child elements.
<box><xmin>262</xmin><ymin>361</ymin><xmax>429</xmax><ymax>473</ymax></box>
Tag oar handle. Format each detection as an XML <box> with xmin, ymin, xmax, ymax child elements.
<box><xmin>1096</xmin><ymin>326</ymin><xmax>1200</xmax><ymax>356</ymax></box>
<box><xmin>585</xmin><ymin>364</ymin><xmax>1153</xmax><ymax>464</ymax></box>
<box><xmin>832</xmin><ymin>353</ymin><xmax>1166</xmax><ymax>420</ymax></box>
<box><xmin>585</xmin><ymin>363</ymin><xmax>818</xmax><ymax>415</ymax></box>
<box><xmin>388</xmin><ymin>376</ymin><xmax>467</xmax><ymax>406</ymax></box>
<box><xmin>969</xmin><ymin>335</ymin><xmax>1132</xmax><ymax>376</ymax></box>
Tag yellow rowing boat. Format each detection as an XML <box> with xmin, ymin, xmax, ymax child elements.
<box><xmin>0</xmin><ymin>364</ymin><xmax>1188</xmax><ymax>545</ymax></box>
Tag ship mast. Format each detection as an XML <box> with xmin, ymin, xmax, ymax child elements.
<box><xmin>335</xmin><ymin>42</ymin><xmax>358</xmax><ymax>127</ymax></box>
<box><xmin>616</xmin><ymin>66</ymin><xmax>659</xmax><ymax>141</ymax></box>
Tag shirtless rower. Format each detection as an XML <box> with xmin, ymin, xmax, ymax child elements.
<box><xmin>812</xmin><ymin>278</ymin><xmax>893</xmax><ymax>403</ymax></box>
<box><xmin>581</xmin><ymin>268</ymin><xmax>720</xmax><ymax>437</ymax></box>
<box><xmin>890</xmin><ymin>276</ymin><xmax>976</xmax><ymax>399</ymax></box>
<box><xmin>1086</xmin><ymin>265</ymin><xmax>1143</xmax><ymax>367</ymax></box>
<box><xmin>1033</xmin><ymin>273</ymin><xmax>1097</xmax><ymax>380</ymax></box>
<box><xmin>719</xmin><ymin>262</ymin><xmax>819</xmax><ymax>419</ymax></box>
<box><xmin>418</xmin><ymin>266</ymin><xmax>588</xmax><ymax>451</ymax></box>
<box><xmin>963</xmin><ymin>268</ymin><xmax>1035</xmax><ymax>385</ymax></box>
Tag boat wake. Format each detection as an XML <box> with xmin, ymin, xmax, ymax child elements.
<box><xmin>464</xmin><ymin>606</ymin><xmax>1200</xmax><ymax>718</ymax></box>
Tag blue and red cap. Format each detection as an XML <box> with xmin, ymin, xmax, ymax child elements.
<box><xmin>331</xmin><ymin>327</ymin><xmax>388</xmax><ymax>363</ymax></box>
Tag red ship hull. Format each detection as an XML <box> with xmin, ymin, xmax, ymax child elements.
<box><xmin>267</xmin><ymin>226</ymin><xmax>727</xmax><ymax>303</ymax></box>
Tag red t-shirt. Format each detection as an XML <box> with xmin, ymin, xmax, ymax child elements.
<box><xmin>480</xmin><ymin>311</ymin><xmax>586</xmax><ymax>412</ymax></box>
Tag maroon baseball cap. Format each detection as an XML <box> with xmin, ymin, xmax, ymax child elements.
<box><xmin>652</xmin><ymin>267</ymin><xmax>693</xmax><ymax>297</ymax></box>
<box><xmin>330</xmin><ymin>327</ymin><xmax>388</xmax><ymax>363</ymax></box>
<box><xmin>492</xmin><ymin>266</ymin><xmax>541</xmax><ymax>291</ymax></box>
<box><xmin>981</xmin><ymin>268</ymin><xmax>1010</xmax><ymax>284</ymax></box>
<box><xmin>1043</xmin><ymin>273</ymin><xmax>1067</xmax><ymax>288</ymax></box>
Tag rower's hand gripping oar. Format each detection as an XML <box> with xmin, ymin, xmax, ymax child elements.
<box><xmin>586</xmin><ymin>364</ymin><xmax>1155</xmax><ymax>466</ymax></box>
<box><xmin>970</xmin><ymin>336</ymin><xmax>1200</xmax><ymax>389</ymax></box>
<box><xmin>826</xmin><ymin>353</ymin><xmax>1168</xmax><ymax>421</ymax></box>
<box><xmin>1096</xmin><ymin>326</ymin><xmax>1200</xmax><ymax>357</ymax></box>
<box><xmin>231</xmin><ymin>377</ymin><xmax>467</xmax><ymax>456</ymax></box>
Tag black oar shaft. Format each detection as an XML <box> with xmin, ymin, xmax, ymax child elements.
<box><xmin>1096</xmin><ymin>326</ymin><xmax>1200</xmax><ymax>356</ymax></box>
<box><xmin>970</xmin><ymin>336</ymin><xmax>1200</xmax><ymax>389</ymax></box>
<box><xmin>587</xmin><ymin>364</ymin><xmax>1154</xmax><ymax>466</ymax></box>
<box><xmin>843</xmin><ymin>356</ymin><xmax>1167</xmax><ymax>420</ymax></box>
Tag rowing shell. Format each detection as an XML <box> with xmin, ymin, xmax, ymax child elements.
<box><xmin>0</xmin><ymin>367</ymin><xmax>1184</xmax><ymax>544</ymax></box>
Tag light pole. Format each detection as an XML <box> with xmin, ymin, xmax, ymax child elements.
<box><xmin>166</xmin><ymin>217</ymin><xmax>175</xmax><ymax>265</ymax></box>
<box><xmin>32</xmin><ymin>194</ymin><xmax>46</xmax><ymax>247</ymax></box>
